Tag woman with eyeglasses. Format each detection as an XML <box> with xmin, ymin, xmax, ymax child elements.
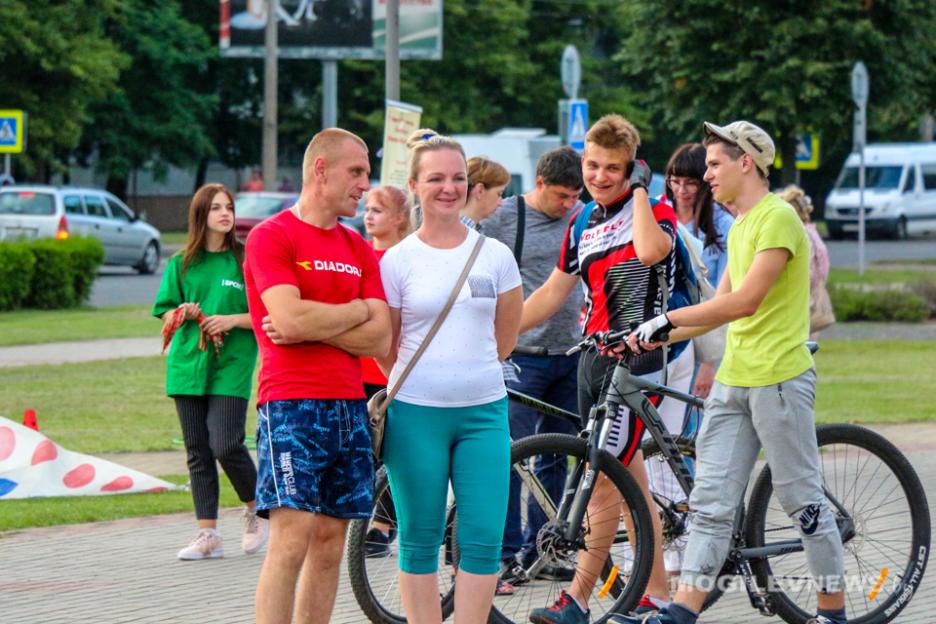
<box><xmin>663</xmin><ymin>143</ymin><xmax>734</xmax><ymax>399</ymax></box>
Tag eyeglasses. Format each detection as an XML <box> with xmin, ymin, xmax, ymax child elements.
<box><xmin>667</xmin><ymin>177</ymin><xmax>701</xmax><ymax>191</ymax></box>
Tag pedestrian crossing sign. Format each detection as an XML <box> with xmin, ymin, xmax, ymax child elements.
<box><xmin>0</xmin><ymin>110</ymin><xmax>26</xmax><ymax>154</ymax></box>
<box><xmin>568</xmin><ymin>100</ymin><xmax>588</xmax><ymax>152</ymax></box>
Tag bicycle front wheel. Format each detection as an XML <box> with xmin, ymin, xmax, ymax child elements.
<box><xmin>346</xmin><ymin>467</ymin><xmax>457</xmax><ymax>623</ymax></box>
<box><xmin>746</xmin><ymin>424</ymin><xmax>930</xmax><ymax>624</ymax></box>
<box><xmin>488</xmin><ymin>433</ymin><xmax>654</xmax><ymax>624</ymax></box>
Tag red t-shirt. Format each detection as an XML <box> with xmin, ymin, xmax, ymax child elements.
<box><xmin>244</xmin><ymin>210</ymin><xmax>386</xmax><ymax>403</ymax></box>
<box><xmin>361</xmin><ymin>244</ymin><xmax>389</xmax><ymax>386</ymax></box>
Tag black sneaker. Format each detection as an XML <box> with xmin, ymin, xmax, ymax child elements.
<box><xmin>499</xmin><ymin>559</ymin><xmax>531</xmax><ymax>586</ymax></box>
<box><xmin>365</xmin><ymin>528</ymin><xmax>391</xmax><ymax>558</ymax></box>
<box><xmin>536</xmin><ymin>563</ymin><xmax>575</xmax><ymax>582</ymax></box>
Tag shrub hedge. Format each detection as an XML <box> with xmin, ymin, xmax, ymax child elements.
<box><xmin>830</xmin><ymin>285</ymin><xmax>928</xmax><ymax>323</ymax></box>
<box><xmin>0</xmin><ymin>236</ymin><xmax>104</xmax><ymax>311</ymax></box>
<box><xmin>0</xmin><ymin>241</ymin><xmax>36</xmax><ymax>310</ymax></box>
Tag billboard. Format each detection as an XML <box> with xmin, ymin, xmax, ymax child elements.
<box><xmin>220</xmin><ymin>0</ymin><xmax>443</xmax><ymax>60</ymax></box>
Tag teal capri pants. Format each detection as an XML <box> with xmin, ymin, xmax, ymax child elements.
<box><xmin>383</xmin><ymin>396</ymin><xmax>510</xmax><ymax>575</ymax></box>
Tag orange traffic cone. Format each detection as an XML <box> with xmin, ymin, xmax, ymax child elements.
<box><xmin>23</xmin><ymin>409</ymin><xmax>39</xmax><ymax>431</ymax></box>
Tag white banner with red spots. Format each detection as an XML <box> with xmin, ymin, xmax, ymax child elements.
<box><xmin>0</xmin><ymin>417</ymin><xmax>179</xmax><ymax>499</ymax></box>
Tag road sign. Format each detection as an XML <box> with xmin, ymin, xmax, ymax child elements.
<box><xmin>568</xmin><ymin>99</ymin><xmax>588</xmax><ymax>152</ymax></box>
<box><xmin>795</xmin><ymin>133</ymin><xmax>820</xmax><ymax>170</ymax></box>
<box><xmin>561</xmin><ymin>45</ymin><xmax>581</xmax><ymax>100</ymax></box>
<box><xmin>0</xmin><ymin>110</ymin><xmax>26</xmax><ymax>154</ymax></box>
<box><xmin>851</xmin><ymin>61</ymin><xmax>869</xmax><ymax>108</ymax></box>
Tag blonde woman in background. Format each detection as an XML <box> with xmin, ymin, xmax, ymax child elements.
<box><xmin>462</xmin><ymin>156</ymin><xmax>511</xmax><ymax>230</ymax></box>
<box><xmin>778</xmin><ymin>185</ymin><xmax>833</xmax><ymax>340</ymax></box>
<box><xmin>361</xmin><ymin>185</ymin><xmax>412</xmax><ymax>558</ymax></box>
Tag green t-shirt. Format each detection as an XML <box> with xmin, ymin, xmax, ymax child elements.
<box><xmin>152</xmin><ymin>251</ymin><xmax>258</xmax><ymax>399</ymax></box>
<box><xmin>716</xmin><ymin>193</ymin><xmax>813</xmax><ymax>387</ymax></box>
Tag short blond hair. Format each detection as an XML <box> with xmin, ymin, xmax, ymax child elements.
<box><xmin>585</xmin><ymin>114</ymin><xmax>641</xmax><ymax>157</ymax></box>
<box><xmin>778</xmin><ymin>185</ymin><xmax>813</xmax><ymax>223</ymax></box>
<box><xmin>302</xmin><ymin>128</ymin><xmax>367</xmax><ymax>186</ymax></box>
<box><xmin>407</xmin><ymin>128</ymin><xmax>466</xmax><ymax>182</ymax></box>
<box><xmin>467</xmin><ymin>156</ymin><xmax>511</xmax><ymax>192</ymax></box>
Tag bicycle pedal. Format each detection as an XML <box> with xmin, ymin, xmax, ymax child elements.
<box><xmin>753</xmin><ymin>594</ymin><xmax>776</xmax><ymax>617</ymax></box>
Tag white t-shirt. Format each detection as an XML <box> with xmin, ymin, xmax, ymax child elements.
<box><xmin>380</xmin><ymin>228</ymin><xmax>522</xmax><ymax>407</ymax></box>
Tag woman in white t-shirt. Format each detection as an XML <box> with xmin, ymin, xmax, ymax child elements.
<box><xmin>378</xmin><ymin>129</ymin><xmax>523</xmax><ymax>623</ymax></box>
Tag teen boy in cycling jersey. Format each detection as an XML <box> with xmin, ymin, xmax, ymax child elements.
<box><xmin>613</xmin><ymin>121</ymin><xmax>847</xmax><ymax>624</ymax></box>
<box><xmin>520</xmin><ymin>114</ymin><xmax>683</xmax><ymax>624</ymax></box>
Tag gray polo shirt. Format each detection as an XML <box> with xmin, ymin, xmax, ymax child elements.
<box><xmin>481</xmin><ymin>195</ymin><xmax>585</xmax><ymax>354</ymax></box>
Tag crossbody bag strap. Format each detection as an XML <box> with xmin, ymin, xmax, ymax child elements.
<box><xmin>681</xmin><ymin>228</ymin><xmax>713</xmax><ymax>288</ymax></box>
<box><xmin>514</xmin><ymin>195</ymin><xmax>526</xmax><ymax>269</ymax></box>
<box><xmin>381</xmin><ymin>235</ymin><xmax>486</xmax><ymax>408</ymax></box>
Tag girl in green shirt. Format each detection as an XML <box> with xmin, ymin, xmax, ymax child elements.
<box><xmin>152</xmin><ymin>183</ymin><xmax>265</xmax><ymax>561</ymax></box>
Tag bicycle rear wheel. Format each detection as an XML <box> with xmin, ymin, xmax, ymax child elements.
<box><xmin>746</xmin><ymin>424</ymin><xmax>930</xmax><ymax>624</ymax></box>
<box><xmin>488</xmin><ymin>433</ymin><xmax>654</xmax><ymax>624</ymax></box>
<box><xmin>346</xmin><ymin>467</ymin><xmax>457</xmax><ymax>623</ymax></box>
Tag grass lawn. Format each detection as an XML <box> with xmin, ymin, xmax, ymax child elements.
<box><xmin>829</xmin><ymin>266</ymin><xmax>936</xmax><ymax>286</ymax></box>
<box><xmin>160</xmin><ymin>231</ymin><xmax>188</xmax><ymax>246</ymax></box>
<box><xmin>0</xmin><ymin>474</ymin><xmax>246</xmax><ymax>532</ymax></box>
<box><xmin>815</xmin><ymin>340</ymin><xmax>936</xmax><ymax>423</ymax></box>
<box><xmin>0</xmin><ymin>341</ymin><xmax>932</xmax><ymax>531</ymax></box>
<box><xmin>0</xmin><ymin>356</ymin><xmax>259</xmax><ymax>453</ymax></box>
<box><xmin>0</xmin><ymin>306</ymin><xmax>156</xmax><ymax>346</ymax></box>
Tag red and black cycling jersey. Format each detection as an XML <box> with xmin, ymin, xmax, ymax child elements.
<box><xmin>558</xmin><ymin>189</ymin><xmax>677</xmax><ymax>373</ymax></box>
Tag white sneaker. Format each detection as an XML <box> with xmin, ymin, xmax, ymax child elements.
<box><xmin>242</xmin><ymin>507</ymin><xmax>269</xmax><ymax>554</ymax></box>
<box><xmin>177</xmin><ymin>529</ymin><xmax>224</xmax><ymax>560</ymax></box>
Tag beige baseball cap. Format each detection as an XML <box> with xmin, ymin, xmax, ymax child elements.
<box><xmin>703</xmin><ymin>120</ymin><xmax>775</xmax><ymax>176</ymax></box>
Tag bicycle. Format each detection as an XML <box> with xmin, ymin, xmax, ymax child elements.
<box><xmin>347</xmin><ymin>332</ymin><xmax>930</xmax><ymax>624</ymax></box>
<box><xmin>347</xmin><ymin>343</ymin><xmax>655</xmax><ymax>623</ymax></box>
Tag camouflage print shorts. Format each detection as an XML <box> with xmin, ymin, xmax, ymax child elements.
<box><xmin>255</xmin><ymin>398</ymin><xmax>374</xmax><ymax>519</ymax></box>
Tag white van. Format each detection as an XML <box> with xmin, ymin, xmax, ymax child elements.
<box><xmin>824</xmin><ymin>143</ymin><xmax>936</xmax><ymax>239</ymax></box>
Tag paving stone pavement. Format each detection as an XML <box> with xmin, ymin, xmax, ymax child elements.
<box><xmin>1</xmin><ymin>423</ymin><xmax>933</xmax><ymax>623</ymax></box>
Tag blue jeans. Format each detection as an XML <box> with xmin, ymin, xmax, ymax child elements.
<box><xmin>501</xmin><ymin>353</ymin><xmax>580</xmax><ymax>562</ymax></box>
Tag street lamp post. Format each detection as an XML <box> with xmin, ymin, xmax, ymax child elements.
<box><xmin>385</xmin><ymin>0</ymin><xmax>400</xmax><ymax>101</ymax></box>
<box><xmin>262</xmin><ymin>0</ymin><xmax>278</xmax><ymax>191</ymax></box>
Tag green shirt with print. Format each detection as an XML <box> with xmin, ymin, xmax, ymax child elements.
<box><xmin>152</xmin><ymin>251</ymin><xmax>257</xmax><ymax>399</ymax></box>
<box><xmin>716</xmin><ymin>192</ymin><xmax>813</xmax><ymax>387</ymax></box>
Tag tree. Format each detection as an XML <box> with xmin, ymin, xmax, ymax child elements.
<box><xmin>80</xmin><ymin>0</ymin><xmax>217</xmax><ymax>198</ymax></box>
<box><xmin>620</xmin><ymin>0</ymin><xmax>936</xmax><ymax>186</ymax></box>
<box><xmin>0</xmin><ymin>1</ymin><xmax>127</xmax><ymax>179</ymax></box>
<box><xmin>338</xmin><ymin>0</ymin><xmax>652</xmax><ymax>168</ymax></box>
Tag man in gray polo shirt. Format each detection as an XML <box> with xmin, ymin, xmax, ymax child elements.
<box><xmin>481</xmin><ymin>146</ymin><xmax>585</xmax><ymax>585</ymax></box>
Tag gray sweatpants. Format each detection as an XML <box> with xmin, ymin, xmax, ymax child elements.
<box><xmin>680</xmin><ymin>368</ymin><xmax>845</xmax><ymax>594</ymax></box>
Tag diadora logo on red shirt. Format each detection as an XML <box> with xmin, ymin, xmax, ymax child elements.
<box><xmin>295</xmin><ymin>259</ymin><xmax>362</xmax><ymax>277</ymax></box>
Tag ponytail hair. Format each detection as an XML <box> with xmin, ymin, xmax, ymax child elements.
<box><xmin>406</xmin><ymin>128</ymin><xmax>466</xmax><ymax>182</ymax></box>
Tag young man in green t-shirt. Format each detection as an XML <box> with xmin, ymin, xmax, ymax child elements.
<box><xmin>612</xmin><ymin>121</ymin><xmax>847</xmax><ymax>624</ymax></box>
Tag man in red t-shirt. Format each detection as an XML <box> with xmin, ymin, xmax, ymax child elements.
<box><xmin>245</xmin><ymin>128</ymin><xmax>390</xmax><ymax>624</ymax></box>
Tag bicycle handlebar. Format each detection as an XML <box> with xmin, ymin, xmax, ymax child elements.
<box><xmin>565</xmin><ymin>322</ymin><xmax>670</xmax><ymax>358</ymax></box>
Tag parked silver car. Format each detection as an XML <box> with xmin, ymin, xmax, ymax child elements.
<box><xmin>0</xmin><ymin>186</ymin><xmax>162</xmax><ymax>274</ymax></box>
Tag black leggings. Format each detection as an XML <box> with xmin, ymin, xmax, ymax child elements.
<box><xmin>173</xmin><ymin>395</ymin><xmax>257</xmax><ymax>520</ymax></box>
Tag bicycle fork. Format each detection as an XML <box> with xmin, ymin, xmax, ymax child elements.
<box><xmin>559</xmin><ymin>403</ymin><xmax>615</xmax><ymax>544</ymax></box>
